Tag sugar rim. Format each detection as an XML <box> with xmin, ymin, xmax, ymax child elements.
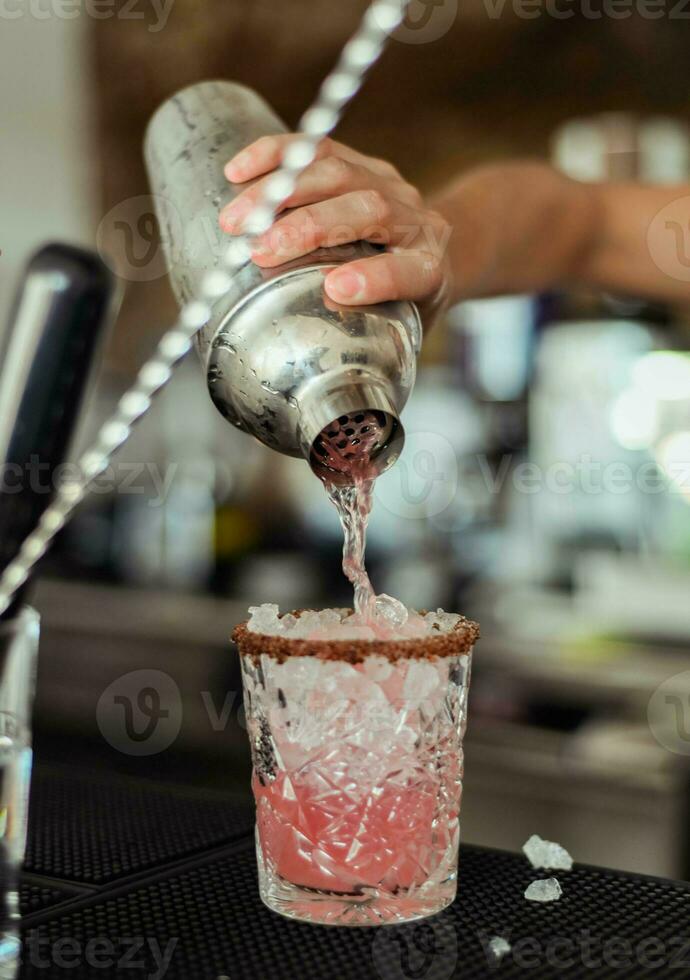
<box><xmin>232</xmin><ymin>609</ymin><xmax>479</xmax><ymax>663</ymax></box>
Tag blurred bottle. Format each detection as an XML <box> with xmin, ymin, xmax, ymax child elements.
<box><xmin>550</xmin><ymin>112</ymin><xmax>689</xmax><ymax>326</ymax></box>
<box><xmin>526</xmin><ymin>113</ymin><xmax>690</xmax><ymax>583</ymax></box>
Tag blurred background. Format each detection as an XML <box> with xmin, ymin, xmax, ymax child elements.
<box><xmin>1</xmin><ymin>1</ymin><xmax>690</xmax><ymax>880</ymax></box>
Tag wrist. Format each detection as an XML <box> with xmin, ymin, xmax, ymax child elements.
<box><xmin>431</xmin><ymin>162</ymin><xmax>602</xmax><ymax>301</ymax></box>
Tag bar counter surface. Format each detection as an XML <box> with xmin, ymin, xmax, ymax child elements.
<box><xmin>15</xmin><ymin>764</ymin><xmax>690</xmax><ymax>978</ymax></box>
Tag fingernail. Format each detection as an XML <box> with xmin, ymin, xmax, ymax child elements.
<box><xmin>328</xmin><ymin>270</ymin><xmax>366</xmax><ymax>301</ymax></box>
<box><xmin>252</xmin><ymin>242</ymin><xmax>272</xmax><ymax>258</ymax></box>
<box><xmin>221</xmin><ymin>199</ymin><xmax>251</xmax><ymax>229</ymax></box>
<box><xmin>225</xmin><ymin>151</ymin><xmax>251</xmax><ymax>180</ymax></box>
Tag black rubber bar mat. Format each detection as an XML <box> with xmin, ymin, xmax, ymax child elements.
<box><xmin>19</xmin><ymin>883</ymin><xmax>81</xmax><ymax>918</ymax></box>
<box><xmin>18</xmin><ymin>841</ymin><xmax>690</xmax><ymax>979</ymax></box>
<box><xmin>24</xmin><ymin>766</ymin><xmax>255</xmax><ymax>885</ymax></box>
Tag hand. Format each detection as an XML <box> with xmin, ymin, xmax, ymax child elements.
<box><xmin>219</xmin><ymin>135</ymin><xmax>453</xmax><ymax>327</ymax></box>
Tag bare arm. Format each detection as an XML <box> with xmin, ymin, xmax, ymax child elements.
<box><xmin>575</xmin><ymin>181</ymin><xmax>690</xmax><ymax>304</ymax></box>
<box><xmin>434</xmin><ymin>163</ymin><xmax>690</xmax><ymax>306</ymax></box>
<box><xmin>220</xmin><ymin>138</ymin><xmax>690</xmax><ymax>325</ymax></box>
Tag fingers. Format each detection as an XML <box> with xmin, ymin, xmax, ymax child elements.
<box><xmin>224</xmin><ymin>133</ymin><xmax>400</xmax><ymax>185</ymax></box>
<box><xmin>246</xmin><ymin>191</ymin><xmax>425</xmax><ymax>268</ymax></box>
<box><xmin>324</xmin><ymin>250</ymin><xmax>446</xmax><ymax>307</ymax></box>
<box><xmin>219</xmin><ymin>134</ymin><xmax>450</xmax><ymax>323</ymax></box>
<box><xmin>220</xmin><ymin>157</ymin><xmax>418</xmax><ymax>233</ymax></box>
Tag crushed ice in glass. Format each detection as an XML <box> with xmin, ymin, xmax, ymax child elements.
<box><xmin>488</xmin><ymin>936</ymin><xmax>511</xmax><ymax>962</ymax></box>
<box><xmin>375</xmin><ymin>593</ymin><xmax>408</xmax><ymax>628</ymax></box>
<box><xmin>524</xmin><ymin>877</ymin><xmax>563</xmax><ymax>903</ymax></box>
<box><xmin>523</xmin><ymin>834</ymin><xmax>573</xmax><ymax>872</ymax></box>
<box><xmin>247</xmin><ymin>603</ymin><xmax>461</xmax><ymax>641</ymax></box>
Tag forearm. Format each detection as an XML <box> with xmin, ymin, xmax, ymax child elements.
<box><xmin>577</xmin><ymin>181</ymin><xmax>690</xmax><ymax>304</ymax></box>
<box><xmin>221</xmin><ymin>136</ymin><xmax>689</xmax><ymax>320</ymax></box>
<box><xmin>432</xmin><ymin>162</ymin><xmax>690</xmax><ymax>306</ymax></box>
<box><xmin>431</xmin><ymin>162</ymin><xmax>597</xmax><ymax>304</ymax></box>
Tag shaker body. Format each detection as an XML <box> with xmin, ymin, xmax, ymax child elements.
<box><xmin>145</xmin><ymin>81</ymin><xmax>421</xmax><ymax>482</ymax></box>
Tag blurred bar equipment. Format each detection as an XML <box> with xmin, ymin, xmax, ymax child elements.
<box><xmin>0</xmin><ymin>244</ymin><xmax>114</xmax><ymax>977</ymax></box>
<box><xmin>528</xmin><ymin>113</ymin><xmax>690</xmax><ymax>585</ymax></box>
<box><xmin>0</xmin><ymin>245</ymin><xmax>115</xmax><ymax>614</ymax></box>
<box><xmin>440</xmin><ymin>116</ymin><xmax>690</xmax><ymax>880</ymax></box>
<box><xmin>145</xmin><ymin>81</ymin><xmax>422</xmax><ymax>486</ymax></box>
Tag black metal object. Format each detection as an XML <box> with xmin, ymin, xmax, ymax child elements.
<box><xmin>0</xmin><ymin>244</ymin><xmax>116</xmax><ymax>618</ymax></box>
<box><xmin>18</xmin><ymin>767</ymin><xmax>690</xmax><ymax>979</ymax></box>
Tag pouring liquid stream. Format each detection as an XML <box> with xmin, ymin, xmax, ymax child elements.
<box><xmin>325</xmin><ymin>476</ymin><xmax>377</xmax><ymax>621</ymax></box>
<box><xmin>314</xmin><ymin>411</ymin><xmax>406</xmax><ymax>635</ymax></box>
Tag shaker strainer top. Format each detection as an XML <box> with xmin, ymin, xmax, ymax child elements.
<box><xmin>311</xmin><ymin>410</ymin><xmax>396</xmax><ymax>479</ymax></box>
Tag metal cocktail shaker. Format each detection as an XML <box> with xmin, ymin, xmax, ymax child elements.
<box><xmin>144</xmin><ymin>81</ymin><xmax>421</xmax><ymax>485</ymax></box>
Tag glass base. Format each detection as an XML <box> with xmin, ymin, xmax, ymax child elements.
<box><xmin>257</xmin><ymin>837</ymin><xmax>457</xmax><ymax>927</ymax></box>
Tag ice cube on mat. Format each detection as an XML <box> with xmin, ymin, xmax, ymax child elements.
<box><xmin>524</xmin><ymin>877</ymin><xmax>563</xmax><ymax>903</ymax></box>
<box><xmin>523</xmin><ymin>834</ymin><xmax>573</xmax><ymax>871</ymax></box>
<box><xmin>488</xmin><ymin>936</ymin><xmax>511</xmax><ymax>961</ymax></box>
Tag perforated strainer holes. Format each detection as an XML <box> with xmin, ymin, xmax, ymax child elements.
<box><xmin>312</xmin><ymin>411</ymin><xmax>393</xmax><ymax>475</ymax></box>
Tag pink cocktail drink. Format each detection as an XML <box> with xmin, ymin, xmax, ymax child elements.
<box><xmin>234</xmin><ymin>608</ymin><xmax>477</xmax><ymax>926</ymax></box>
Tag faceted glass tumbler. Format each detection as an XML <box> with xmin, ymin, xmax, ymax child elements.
<box><xmin>0</xmin><ymin>608</ymin><xmax>39</xmax><ymax>978</ymax></box>
<box><xmin>235</xmin><ymin>623</ymin><xmax>474</xmax><ymax>927</ymax></box>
